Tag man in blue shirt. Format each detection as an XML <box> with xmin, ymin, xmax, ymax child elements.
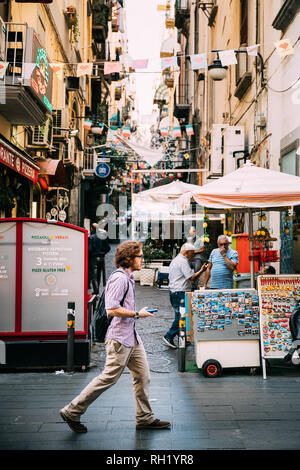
<box><xmin>203</xmin><ymin>235</ymin><xmax>239</xmax><ymax>289</ymax></box>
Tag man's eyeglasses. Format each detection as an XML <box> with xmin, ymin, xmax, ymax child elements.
<box><xmin>136</xmin><ymin>255</ymin><xmax>144</xmax><ymax>258</ymax></box>
<box><xmin>219</xmin><ymin>243</ymin><xmax>229</xmax><ymax>246</ymax></box>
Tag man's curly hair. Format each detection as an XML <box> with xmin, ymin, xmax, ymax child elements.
<box><xmin>115</xmin><ymin>241</ymin><xmax>143</xmax><ymax>268</ymax></box>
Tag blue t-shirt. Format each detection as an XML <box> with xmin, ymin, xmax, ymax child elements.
<box><xmin>208</xmin><ymin>248</ymin><xmax>239</xmax><ymax>289</ymax></box>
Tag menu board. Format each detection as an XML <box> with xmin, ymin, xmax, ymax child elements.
<box><xmin>0</xmin><ymin>222</ymin><xmax>16</xmax><ymax>332</ymax></box>
<box><xmin>192</xmin><ymin>289</ymin><xmax>260</xmax><ymax>341</ymax></box>
<box><xmin>21</xmin><ymin>222</ymin><xmax>86</xmax><ymax>333</ymax></box>
<box><xmin>258</xmin><ymin>275</ymin><xmax>300</xmax><ymax>359</ymax></box>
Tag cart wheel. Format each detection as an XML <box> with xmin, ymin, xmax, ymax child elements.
<box><xmin>202</xmin><ymin>359</ymin><xmax>222</xmax><ymax>378</ymax></box>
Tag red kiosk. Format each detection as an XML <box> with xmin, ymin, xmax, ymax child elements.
<box><xmin>0</xmin><ymin>218</ymin><xmax>90</xmax><ymax>369</ymax></box>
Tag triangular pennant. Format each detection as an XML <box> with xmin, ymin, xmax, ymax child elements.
<box><xmin>218</xmin><ymin>49</ymin><xmax>237</xmax><ymax>66</ymax></box>
<box><xmin>275</xmin><ymin>39</ymin><xmax>295</xmax><ymax>57</ymax></box>
<box><xmin>50</xmin><ymin>63</ymin><xmax>64</xmax><ymax>80</ymax></box>
<box><xmin>161</xmin><ymin>56</ymin><xmax>178</xmax><ymax>70</ymax></box>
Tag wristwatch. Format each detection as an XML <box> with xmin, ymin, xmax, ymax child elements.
<box><xmin>134</xmin><ymin>311</ymin><xmax>139</xmax><ymax>319</ymax></box>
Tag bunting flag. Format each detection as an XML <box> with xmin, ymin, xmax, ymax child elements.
<box><xmin>161</xmin><ymin>56</ymin><xmax>178</xmax><ymax>70</ymax></box>
<box><xmin>104</xmin><ymin>61</ymin><xmax>121</xmax><ymax>75</ymax></box>
<box><xmin>160</xmin><ymin>127</ymin><xmax>169</xmax><ymax>136</ymax></box>
<box><xmin>23</xmin><ymin>62</ymin><xmax>36</xmax><ymax>80</ymax></box>
<box><xmin>218</xmin><ymin>49</ymin><xmax>237</xmax><ymax>66</ymax></box>
<box><xmin>122</xmin><ymin>127</ymin><xmax>131</xmax><ymax>138</ymax></box>
<box><xmin>185</xmin><ymin>125</ymin><xmax>194</xmax><ymax>136</ymax></box>
<box><xmin>50</xmin><ymin>63</ymin><xmax>64</xmax><ymax>80</ymax></box>
<box><xmin>190</xmin><ymin>53</ymin><xmax>207</xmax><ymax>70</ymax></box>
<box><xmin>173</xmin><ymin>126</ymin><xmax>181</xmax><ymax>138</ymax></box>
<box><xmin>0</xmin><ymin>62</ymin><xmax>9</xmax><ymax>80</ymax></box>
<box><xmin>77</xmin><ymin>63</ymin><xmax>93</xmax><ymax>77</ymax></box>
<box><xmin>246</xmin><ymin>44</ymin><xmax>260</xmax><ymax>56</ymax></box>
<box><xmin>132</xmin><ymin>59</ymin><xmax>149</xmax><ymax>69</ymax></box>
<box><xmin>83</xmin><ymin>119</ymin><xmax>92</xmax><ymax>130</ymax></box>
<box><xmin>275</xmin><ymin>39</ymin><xmax>295</xmax><ymax>57</ymax></box>
<box><xmin>160</xmin><ymin>36</ymin><xmax>176</xmax><ymax>58</ymax></box>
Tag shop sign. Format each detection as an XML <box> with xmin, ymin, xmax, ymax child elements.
<box><xmin>0</xmin><ymin>141</ymin><xmax>38</xmax><ymax>182</ymax></box>
<box><xmin>29</xmin><ymin>33</ymin><xmax>53</xmax><ymax>113</ymax></box>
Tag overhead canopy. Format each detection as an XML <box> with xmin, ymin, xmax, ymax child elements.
<box><xmin>137</xmin><ymin>180</ymin><xmax>201</xmax><ymax>203</ymax></box>
<box><xmin>36</xmin><ymin>159</ymin><xmax>66</xmax><ymax>186</ymax></box>
<box><xmin>190</xmin><ymin>161</ymin><xmax>300</xmax><ymax>210</ymax></box>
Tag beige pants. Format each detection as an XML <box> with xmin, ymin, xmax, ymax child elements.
<box><xmin>62</xmin><ymin>338</ymin><xmax>155</xmax><ymax>425</ymax></box>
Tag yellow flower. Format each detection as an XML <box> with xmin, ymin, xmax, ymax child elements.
<box><xmin>203</xmin><ymin>222</ymin><xmax>208</xmax><ymax>228</ymax></box>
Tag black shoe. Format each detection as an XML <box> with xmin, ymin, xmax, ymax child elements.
<box><xmin>163</xmin><ymin>335</ymin><xmax>177</xmax><ymax>349</ymax></box>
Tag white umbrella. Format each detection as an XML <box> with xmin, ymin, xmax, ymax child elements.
<box><xmin>138</xmin><ymin>180</ymin><xmax>201</xmax><ymax>202</ymax></box>
<box><xmin>190</xmin><ymin>161</ymin><xmax>300</xmax><ymax>209</ymax></box>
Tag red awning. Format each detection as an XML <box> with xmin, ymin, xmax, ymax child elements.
<box><xmin>0</xmin><ymin>135</ymin><xmax>39</xmax><ymax>183</ymax></box>
<box><xmin>36</xmin><ymin>159</ymin><xmax>66</xmax><ymax>186</ymax></box>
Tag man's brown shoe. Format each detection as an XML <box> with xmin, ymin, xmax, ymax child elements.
<box><xmin>136</xmin><ymin>419</ymin><xmax>171</xmax><ymax>430</ymax></box>
<box><xmin>60</xmin><ymin>409</ymin><xmax>88</xmax><ymax>433</ymax></box>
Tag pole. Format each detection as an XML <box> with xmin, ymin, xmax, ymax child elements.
<box><xmin>178</xmin><ymin>298</ymin><xmax>186</xmax><ymax>372</ymax></box>
<box><xmin>67</xmin><ymin>301</ymin><xmax>75</xmax><ymax>373</ymax></box>
<box><xmin>248</xmin><ymin>210</ymin><xmax>255</xmax><ymax>288</ymax></box>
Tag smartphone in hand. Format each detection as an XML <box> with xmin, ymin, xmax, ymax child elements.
<box><xmin>147</xmin><ymin>309</ymin><xmax>158</xmax><ymax>313</ymax></box>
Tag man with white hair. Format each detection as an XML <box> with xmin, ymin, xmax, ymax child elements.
<box><xmin>204</xmin><ymin>235</ymin><xmax>239</xmax><ymax>290</ymax></box>
<box><xmin>163</xmin><ymin>243</ymin><xmax>208</xmax><ymax>349</ymax></box>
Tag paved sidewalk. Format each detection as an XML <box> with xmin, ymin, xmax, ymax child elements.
<box><xmin>1</xmin><ymin>366</ymin><xmax>300</xmax><ymax>450</ymax></box>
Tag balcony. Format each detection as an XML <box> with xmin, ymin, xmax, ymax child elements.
<box><xmin>82</xmin><ymin>148</ymin><xmax>96</xmax><ymax>176</ymax></box>
<box><xmin>92</xmin><ymin>1</ymin><xmax>109</xmax><ymax>43</ymax></box>
<box><xmin>174</xmin><ymin>84</ymin><xmax>190</xmax><ymax>120</ymax></box>
<box><xmin>0</xmin><ymin>23</ymin><xmax>52</xmax><ymax>125</ymax></box>
<box><xmin>175</xmin><ymin>0</ymin><xmax>190</xmax><ymax>32</ymax></box>
<box><xmin>272</xmin><ymin>0</ymin><xmax>300</xmax><ymax>31</ymax></box>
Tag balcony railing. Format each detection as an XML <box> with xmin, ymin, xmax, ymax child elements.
<box><xmin>83</xmin><ymin>148</ymin><xmax>96</xmax><ymax>172</ymax></box>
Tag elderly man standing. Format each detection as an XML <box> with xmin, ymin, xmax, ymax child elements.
<box><xmin>163</xmin><ymin>243</ymin><xmax>208</xmax><ymax>349</ymax></box>
<box><xmin>204</xmin><ymin>235</ymin><xmax>239</xmax><ymax>290</ymax></box>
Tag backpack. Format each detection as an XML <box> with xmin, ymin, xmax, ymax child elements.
<box><xmin>92</xmin><ymin>270</ymin><xmax>130</xmax><ymax>343</ymax></box>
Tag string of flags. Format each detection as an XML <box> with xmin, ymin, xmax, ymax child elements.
<box><xmin>0</xmin><ymin>38</ymin><xmax>295</xmax><ymax>82</ymax></box>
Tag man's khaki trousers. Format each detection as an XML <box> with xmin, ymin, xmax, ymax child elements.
<box><xmin>61</xmin><ymin>338</ymin><xmax>155</xmax><ymax>425</ymax></box>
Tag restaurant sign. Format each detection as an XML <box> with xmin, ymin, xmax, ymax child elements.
<box><xmin>0</xmin><ymin>139</ymin><xmax>39</xmax><ymax>182</ymax></box>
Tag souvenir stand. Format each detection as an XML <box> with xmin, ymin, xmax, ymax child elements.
<box><xmin>258</xmin><ymin>274</ymin><xmax>300</xmax><ymax>379</ymax></box>
<box><xmin>187</xmin><ymin>289</ymin><xmax>260</xmax><ymax>377</ymax></box>
<box><xmin>185</xmin><ymin>162</ymin><xmax>300</xmax><ymax>378</ymax></box>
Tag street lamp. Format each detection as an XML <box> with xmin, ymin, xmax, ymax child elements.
<box><xmin>208</xmin><ymin>57</ymin><xmax>228</xmax><ymax>81</ymax></box>
<box><xmin>208</xmin><ymin>49</ymin><xmax>266</xmax><ymax>87</ymax></box>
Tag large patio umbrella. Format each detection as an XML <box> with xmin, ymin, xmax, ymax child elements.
<box><xmin>136</xmin><ymin>180</ymin><xmax>201</xmax><ymax>202</ymax></box>
<box><xmin>188</xmin><ymin>161</ymin><xmax>300</xmax><ymax>287</ymax></box>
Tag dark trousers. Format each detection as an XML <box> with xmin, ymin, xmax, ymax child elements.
<box><xmin>189</xmin><ymin>257</ymin><xmax>202</xmax><ymax>290</ymax></box>
<box><xmin>166</xmin><ymin>291</ymin><xmax>185</xmax><ymax>340</ymax></box>
<box><xmin>89</xmin><ymin>255</ymin><xmax>106</xmax><ymax>294</ymax></box>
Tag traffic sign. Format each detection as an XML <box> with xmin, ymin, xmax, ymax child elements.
<box><xmin>95</xmin><ymin>162</ymin><xmax>111</xmax><ymax>178</ymax></box>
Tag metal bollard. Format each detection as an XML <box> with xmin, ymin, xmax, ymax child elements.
<box><xmin>67</xmin><ymin>301</ymin><xmax>75</xmax><ymax>373</ymax></box>
<box><xmin>178</xmin><ymin>298</ymin><xmax>186</xmax><ymax>372</ymax></box>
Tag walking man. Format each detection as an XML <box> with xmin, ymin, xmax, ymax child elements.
<box><xmin>60</xmin><ymin>240</ymin><xmax>171</xmax><ymax>432</ymax></box>
<box><xmin>88</xmin><ymin>223</ymin><xmax>110</xmax><ymax>293</ymax></box>
<box><xmin>163</xmin><ymin>243</ymin><xmax>208</xmax><ymax>349</ymax></box>
<box><xmin>203</xmin><ymin>235</ymin><xmax>239</xmax><ymax>289</ymax></box>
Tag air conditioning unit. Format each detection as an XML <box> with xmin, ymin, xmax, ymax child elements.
<box><xmin>29</xmin><ymin>118</ymin><xmax>53</xmax><ymax>147</ymax></box>
<box><xmin>0</xmin><ymin>17</ymin><xmax>6</xmax><ymax>61</ymax></box>
<box><xmin>52</xmin><ymin>109</ymin><xmax>67</xmax><ymax>138</ymax></box>
<box><xmin>207</xmin><ymin>124</ymin><xmax>228</xmax><ymax>179</ymax></box>
<box><xmin>63</xmin><ymin>137</ymin><xmax>75</xmax><ymax>164</ymax></box>
<box><xmin>223</xmin><ymin>125</ymin><xmax>245</xmax><ymax>174</ymax></box>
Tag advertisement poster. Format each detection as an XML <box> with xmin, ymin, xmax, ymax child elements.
<box><xmin>0</xmin><ymin>222</ymin><xmax>16</xmax><ymax>332</ymax></box>
<box><xmin>21</xmin><ymin>222</ymin><xmax>86</xmax><ymax>333</ymax></box>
